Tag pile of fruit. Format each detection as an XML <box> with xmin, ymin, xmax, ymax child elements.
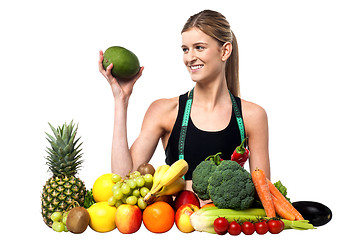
<box><xmin>41</xmin><ymin>121</ymin><xmax>332</xmax><ymax>235</ymax></box>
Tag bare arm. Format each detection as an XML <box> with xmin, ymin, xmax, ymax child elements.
<box><xmin>98</xmin><ymin>50</ymin><xmax>145</xmax><ymax>176</ymax></box>
<box><xmin>242</xmin><ymin>101</ymin><xmax>271</xmax><ymax>179</ymax></box>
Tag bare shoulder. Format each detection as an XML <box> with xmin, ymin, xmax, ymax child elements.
<box><xmin>241</xmin><ymin>99</ymin><xmax>267</xmax><ymax>120</ymax></box>
<box><xmin>241</xmin><ymin>99</ymin><xmax>268</xmax><ymax>133</ymax></box>
<box><xmin>143</xmin><ymin>96</ymin><xmax>179</xmax><ymax>131</ymax></box>
<box><xmin>146</xmin><ymin>96</ymin><xmax>179</xmax><ymax>118</ymax></box>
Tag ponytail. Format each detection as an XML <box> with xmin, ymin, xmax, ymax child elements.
<box><xmin>226</xmin><ymin>31</ymin><xmax>240</xmax><ymax>97</ymax></box>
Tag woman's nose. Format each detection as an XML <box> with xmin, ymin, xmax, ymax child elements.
<box><xmin>185</xmin><ymin>49</ymin><xmax>197</xmax><ymax>63</ymax></box>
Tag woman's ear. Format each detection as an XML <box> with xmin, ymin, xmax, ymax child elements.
<box><xmin>221</xmin><ymin>42</ymin><xmax>233</xmax><ymax>61</ymax></box>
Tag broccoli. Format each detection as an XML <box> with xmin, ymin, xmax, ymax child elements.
<box><xmin>207</xmin><ymin>160</ymin><xmax>255</xmax><ymax>210</ymax></box>
<box><xmin>192</xmin><ymin>153</ymin><xmax>222</xmax><ymax>200</ymax></box>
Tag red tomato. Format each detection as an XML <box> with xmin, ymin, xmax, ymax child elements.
<box><xmin>267</xmin><ymin>220</ymin><xmax>284</xmax><ymax>234</ymax></box>
<box><xmin>255</xmin><ymin>221</ymin><xmax>268</xmax><ymax>235</ymax></box>
<box><xmin>213</xmin><ymin>217</ymin><xmax>229</xmax><ymax>235</ymax></box>
<box><xmin>228</xmin><ymin>221</ymin><xmax>242</xmax><ymax>236</ymax></box>
<box><xmin>241</xmin><ymin>221</ymin><xmax>255</xmax><ymax>235</ymax></box>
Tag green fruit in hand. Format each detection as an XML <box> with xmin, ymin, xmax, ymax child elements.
<box><xmin>102</xmin><ymin>46</ymin><xmax>140</xmax><ymax>79</ymax></box>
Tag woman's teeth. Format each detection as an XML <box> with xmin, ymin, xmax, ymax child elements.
<box><xmin>190</xmin><ymin>65</ymin><xmax>203</xmax><ymax>71</ymax></box>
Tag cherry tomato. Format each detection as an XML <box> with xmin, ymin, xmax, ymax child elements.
<box><xmin>267</xmin><ymin>219</ymin><xmax>284</xmax><ymax>234</ymax></box>
<box><xmin>241</xmin><ymin>221</ymin><xmax>255</xmax><ymax>235</ymax></box>
<box><xmin>255</xmin><ymin>221</ymin><xmax>268</xmax><ymax>235</ymax></box>
<box><xmin>213</xmin><ymin>217</ymin><xmax>229</xmax><ymax>235</ymax></box>
<box><xmin>228</xmin><ymin>221</ymin><xmax>242</xmax><ymax>236</ymax></box>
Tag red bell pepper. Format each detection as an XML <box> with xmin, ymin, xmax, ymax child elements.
<box><xmin>231</xmin><ymin>138</ymin><xmax>249</xmax><ymax>167</ymax></box>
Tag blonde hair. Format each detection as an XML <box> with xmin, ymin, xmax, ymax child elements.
<box><xmin>182</xmin><ymin>10</ymin><xmax>240</xmax><ymax>97</ymax></box>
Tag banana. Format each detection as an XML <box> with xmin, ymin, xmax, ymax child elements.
<box><xmin>147</xmin><ymin>160</ymin><xmax>189</xmax><ymax>198</ymax></box>
<box><xmin>159</xmin><ymin>159</ymin><xmax>188</xmax><ymax>187</ymax></box>
<box><xmin>155</xmin><ymin>177</ymin><xmax>186</xmax><ymax>197</ymax></box>
<box><xmin>150</xmin><ymin>164</ymin><xmax>170</xmax><ymax>192</ymax></box>
<box><xmin>144</xmin><ymin>177</ymin><xmax>186</xmax><ymax>204</ymax></box>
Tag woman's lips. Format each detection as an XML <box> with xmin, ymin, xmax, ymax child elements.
<box><xmin>189</xmin><ymin>64</ymin><xmax>204</xmax><ymax>72</ymax></box>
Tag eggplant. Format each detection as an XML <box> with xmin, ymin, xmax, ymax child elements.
<box><xmin>292</xmin><ymin>201</ymin><xmax>332</xmax><ymax>226</ymax></box>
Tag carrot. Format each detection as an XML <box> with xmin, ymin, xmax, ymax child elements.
<box><xmin>252</xmin><ymin>168</ymin><xmax>276</xmax><ymax>218</ymax></box>
<box><xmin>271</xmin><ymin>194</ymin><xmax>295</xmax><ymax>220</ymax></box>
<box><xmin>267</xmin><ymin>179</ymin><xmax>304</xmax><ymax>220</ymax></box>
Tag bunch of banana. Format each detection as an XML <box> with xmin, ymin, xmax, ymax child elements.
<box><xmin>144</xmin><ymin>159</ymin><xmax>188</xmax><ymax>204</ymax></box>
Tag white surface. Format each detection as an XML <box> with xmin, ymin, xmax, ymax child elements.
<box><xmin>1</xmin><ymin>0</ymin><xmax>360</xmax><ymax>238</ymax></box>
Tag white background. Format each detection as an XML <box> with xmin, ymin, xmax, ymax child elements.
<box><xmin>1</xmin><ymin>0</ymin><xmax>360</xmax><ymax>239</ymax></box>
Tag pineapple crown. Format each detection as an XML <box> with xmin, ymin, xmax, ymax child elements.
<box><xmin>45</xmin><ymin>120</ymin><xmax>83</xmax><ymax>177</ymax></box>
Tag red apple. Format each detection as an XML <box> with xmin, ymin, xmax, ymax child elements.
<box><xmin>174</xmin><ymin>190</ymin><xmax>200</xmax><ymax>210</ymax></box>
<box><xmin>175</xmin><ymin>204</ymin><xmax>199</xmax><ymax>233</ymax></box>
<box><xmin>115</xmin><ymin>204</ymin><xmax>142</xmax><ymax>234</ymax></box>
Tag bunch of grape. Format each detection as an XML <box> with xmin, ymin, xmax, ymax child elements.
<box><xmin>108</xmin><ymin>171</ymin><xmax>153</xmax><ymax>210</ymax></box>
<box><xmin>50</xmin><ymin>211</ymin><xmax>69</xmax><ymax>232</ymax></box>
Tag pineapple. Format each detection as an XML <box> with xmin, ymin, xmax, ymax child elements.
<box><xmin>41</xmin><ymin>121</ymin><xmax>86</xmax><ymax>227</ymax></box>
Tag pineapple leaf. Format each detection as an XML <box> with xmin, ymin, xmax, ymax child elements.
<box><xmin>45</xmin><ymin>121</ymin><xmax>84</xmax><ymax>177</ymax></box>
<box><xmin>45</xmin><ymin>133</ymin><xmax>56</xmax><ymax>143</ymax></box>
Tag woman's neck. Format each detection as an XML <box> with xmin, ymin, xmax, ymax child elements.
<box><xmin>193</xmin><ymin>79</ymin><xmax>230</xmax><ymax>111</ymax></box>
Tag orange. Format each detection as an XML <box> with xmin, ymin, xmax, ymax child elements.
<box><xmin>201</xmin><ymin>203</ymin><xmax>216</xmax><ymax>209</ymax></box>
<box><xmin>143</xmin><ymin>201</ymin><xmax>174</xmax><ymax>233</ymax></box>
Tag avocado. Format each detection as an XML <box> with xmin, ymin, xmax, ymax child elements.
<box><xmin>102</xmin><ymin>46</ymin><xmax>140</xmax><ymax>79</ymax></box>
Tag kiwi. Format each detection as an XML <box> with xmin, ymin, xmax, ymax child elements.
<box><xmin>66</xmin><ymin>207</ymin><xmax>90</xmax><ymax>234</ymax></box>
<box><xmin>137</xmin><ymin>163</ymin><xmax>155</xmax><ymax>176</ymax></box>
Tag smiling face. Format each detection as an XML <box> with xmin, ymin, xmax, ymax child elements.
<box><xmin>181</xmin><ymin>28</ymin><xmax>230</xmax><ymax>84</ymax></box>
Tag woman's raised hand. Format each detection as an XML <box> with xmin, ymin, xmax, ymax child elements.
<box><xmin>99</xmin><ymin>50</ymin><xmax>144</xmax><ymax>100</ymax></box>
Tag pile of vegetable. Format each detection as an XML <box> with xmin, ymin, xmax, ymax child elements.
<box><xmin>192</xmin><ymin>153</ymin><xmax>255</xmax><ymax>210</ymax></box>
<box><xmin>190</xmin><ymin>146</ymin><xmax>332</xmax><ymax>235</ymax></box>
<box><xmin>190</xmin><ymin>207</ymin><xmax>315</xmax><ymax>234</ymax></box>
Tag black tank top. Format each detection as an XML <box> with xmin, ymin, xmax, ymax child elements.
<box><xmin>165</xmin><ymin>91</ymin><xmax>245</xmax><ymax>180</ymax></box>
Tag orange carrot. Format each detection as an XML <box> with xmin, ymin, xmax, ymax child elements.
<box><xmin>252</xmin><ymin>168</ymin><xmax>276</xmax><ymax>218</ymax></box>
<box><xmin>271</xmin><ymin>194</ymin><xmax>295</xmax><ymax>220</ymax></box>
<box><xmin>267</xmin><ymin>179</ymin><xmax>304</xmax><ymax>220</ymax></box>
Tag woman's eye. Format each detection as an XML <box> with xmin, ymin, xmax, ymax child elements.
<box><xmin>196</xmin><ymin>46</ymin><xmax>205</xmax><ymax>50</ymax></box>
<box><xmin>182</xmin><ymin>48</ymin><xmax>189</xmax><ymax>53</ymax></box>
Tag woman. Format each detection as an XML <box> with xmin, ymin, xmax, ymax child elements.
<box><xmin>98</xmin><ymin>10</ymin><xmax>270</xmax><ymax>192</ymax></box>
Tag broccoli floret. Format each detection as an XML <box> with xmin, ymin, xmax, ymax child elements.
<box><xmin>192</xmin><ymin>160</ymin><xmax>217</xmax><ymax>200</ymax></box>
<box><xmin>207</xmin><ymin>160</ymin><xmax>255</xmax><ymax>210</ymax></box>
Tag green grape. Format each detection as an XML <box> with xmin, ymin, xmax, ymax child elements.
<box><xmin>64</xmin><ymin>225</ymin><xmax>68</xmax><ymax>232</ymax></box>
<box><xmin>137</xmin><ymin>197</ymin><xmax>147</xmax><ymax>210</ymax></box>
<box><xmin>126</xmin><ymin>196</ymin><xmax>138</xmax><ymax>205</ymax></box>
<box><xmin>113</xmin><ymin>188</ymin><xmax>123</xmax><ymax>200</ymax></box>
<box><xmin>132</xmin><ymin>189</ymin><xmax>140</xmax><ymax>198</ymax></box>
<box><xmin>52</xmin><ymin>221</ymin><xmax>65</xmax><ymax>232</ymax></box>
<box><xmin>62</xmin><ymin>211</ymin><xmax>69</xmax><ymax>225</ymax></box>
<box><xmin>126</xmin><ymin>179</ymin><xmax>137</xmax><ymax>189</ymax></box>
<box><xmin>135</xmin><ymin>176</ymin><xmax>145</xmax><ymax>187</ymax></box>
<box><xmin>132</xmin><ymin>171</ymin><xmax>141</xmax><ymax>178</ymax></box>
<box><xmin>143</xmin><ymin>174</ymin><xmax>153</xmax><ymax>184</ymax></box>
<box><xmin>121</xmin><ymin>184</ymin><xmax>131</xmax><ymax>195</ymax></box>
<box><xmin>108</xmin><ymin>196</ymin><xmax>117</xmax><ymax>206</ymax></box>
<box><xmin>140</xmin><ymin>187</ymin><xmax>150</xmax><ymax>197</ymax></box>
<box><xmin>115</xmin><ymin>200</ymin><xmax>122</xmax><ymax>208</ymax></box>
<box><xmin>112</xmin><ymin>182</ymin><xmax>122</xmax><ymax>193</ymax></box>
<box><xmin>111</xmin><ymin>174</ymin><xmax>122</xmax><ymax>183</ymax></box>
<box><xmin>51</xmin><ymin>211</ymin><xmax>62</xmax><ymax>222</ymax></box>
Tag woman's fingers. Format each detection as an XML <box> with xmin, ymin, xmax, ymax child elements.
<box><xmin>98</xmin><ymin>50</ymin><xmax>105</xmax><ymax>73</ymax></box>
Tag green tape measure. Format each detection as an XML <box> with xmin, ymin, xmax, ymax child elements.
<box><xmin>178</xmin><ymin>88</ymin><xmax>245</xmax><ymax>160</ymax></box>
